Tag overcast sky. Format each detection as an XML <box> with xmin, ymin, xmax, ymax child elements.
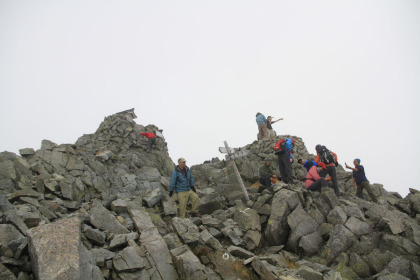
<box><xmin>1</xmin><ymin>1</ymin><xmax>419</xmax><ymax>197</ymax></box>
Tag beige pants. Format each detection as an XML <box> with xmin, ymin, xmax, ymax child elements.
<box><xmin>258</xmin><ymin>124</ymin><xmax>269</xmax><ymax>140</ymax></box>
<box><xmin>177</xmin><ymin>190</ymin><xmax>199</xmax><ymax>218</ymax></box>
<box><xmin>267</xmin><ymin>129</ymin><xmax>276</xmax><ymax>139</ymax></box>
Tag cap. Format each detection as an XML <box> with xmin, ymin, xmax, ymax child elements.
<box><xmin>178</xmin><ymin>157</ymin><xmax>186</xmax><ymax>163</ymax></box>
<box><xmin>317</xmin><ymin>162</ymin><xmax>327</xmax><ymax>169</ymax></box>
<box><xmin>267</xmin><ymin>116</ymin><xmax>272</xmax><ymax>119</ymax></box>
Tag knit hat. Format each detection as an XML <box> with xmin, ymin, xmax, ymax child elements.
<box><xmin>355</xmin><ymin>158</ymin><xmax>361</xmax><ymax>164</ymax></box>
<box><xmin>317</xmin><ymin>162</ymin><xmax>327</xmax><ymax>169</ymax></box>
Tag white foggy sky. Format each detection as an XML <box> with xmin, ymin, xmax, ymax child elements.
<box><xmin>1</xmin><ymin>1</ymin><xmax>419</xmax><ymax>196</ymax></box>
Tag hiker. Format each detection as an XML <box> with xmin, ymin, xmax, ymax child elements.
<box><xmin>259</xmin><ymin>158</ymin><xmax>276</xmax><ymax>191</ymax></box>
<box><xmin>139</xmin><ymin>132</ymin><xmax>157</xmax><ymax>152</ymax></box>
<box><xmin>256</xmin><ymin>112</ymin><xmax>268</xmax><ymax>140</ymax></box>
<box><xmin>169</xmin><ymin>158</ymin><xmax>201</xmax><ymax>218</ymax></box>
<box><xmin>298</xmin><ymin>159</ymin><xmax>317</xmax><ymax>172</ymax></box>
<box><xmin>314</xmin><ymin>145</ymin><xmax>340</xmax><ymax>196</ymax></box>
<box><xmin>345</xmin><ymin>159</ymin><xmax>378</xmax><ymax>202</ymax></box>
<box><xmin>266</xmin><ymin>116</ymin><xmax>283</xmax><ymax>139</ymax></box>
<box><xmin>274</xmin><ymin>138</ymin><xmax>295</xmax><ymax>184</ymax></box>
<box><xmin>305</xmin><ymin>162</ymin><xmax>328</xmax><ymax>191</ymax></box>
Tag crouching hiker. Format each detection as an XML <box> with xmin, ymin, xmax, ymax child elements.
<box><xmin>169</xmin><ymin>158</ymin><xmax>201</xmax><ymax>218</ymax></box>
<box><xmin>345</xmin><ymin>159</ymin><xmax>378</xmax><ymax>203</ymax></box>
<box><xmin>305</xmin><ymin>162</ymin><xmax>328</xmax><ymax>191</ymax></box>
<box><xmin>259</xmin><ymin>158</ymin><xmax>276</xmax><ymax>192</ymax></box>
<box><xmin>298</xmin><ymin>159</ymin><xmax>317</xmax><ymax>172</ymax></box>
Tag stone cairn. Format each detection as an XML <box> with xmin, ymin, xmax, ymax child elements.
<box><xmin>0</xmin><ymin>109</ymin><xmax>419</xmax><ymax>280</ymax></box>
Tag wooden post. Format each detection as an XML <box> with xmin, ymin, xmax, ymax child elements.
<box><xmin>224</xmin><ymin>141</ymin><xmax>249</xmax><ymax>201</ymax></box>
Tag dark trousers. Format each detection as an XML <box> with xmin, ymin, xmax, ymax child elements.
<box><xmin>307</xmin><ymin>178</ymin><xmax>327</xmax><ymax>191</ymax></box>
<box><xmin>278</xmin><ymin>153</ymin><xmax>294</xmax><ymax>184</ymax></box>
<box><xmin>356</xmin><ymin>180</ymin><xmax>377</xmax><ymax>202</ymax></box>
<box><xmin>147</xmin><ymin>137</ymin><xmax>156</xmax><ymax>151</ymax></box>
<box><xmin>326</xmin><ymin>166</ymin><xmax>340</xmax><ymax>196</ymax></box>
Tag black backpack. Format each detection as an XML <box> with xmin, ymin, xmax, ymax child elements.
<box><xmin>316</xmin><ymin>145</ymin><xmax>335</xmax><ymax>164</ymax></box>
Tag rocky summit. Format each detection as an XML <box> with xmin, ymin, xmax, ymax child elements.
<box><xmin>0</xmin><ymin>109</ymin><xmax>419</xmax><ymax>280</ymax></box>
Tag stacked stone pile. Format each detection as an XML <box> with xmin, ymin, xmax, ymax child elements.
<box><xmin>0</xmin><ymin>109</ymin><xmax>419</xmax><ymax>280</ymax></box>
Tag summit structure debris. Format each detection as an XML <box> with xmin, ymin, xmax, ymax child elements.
<box><xmin>0</xmin><ymin>109</ymin><xmax>419</xmax><ymax>280</ymax></box>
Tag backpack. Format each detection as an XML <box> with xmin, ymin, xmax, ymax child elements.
<box><xmin>316</xmin><ymin>145</ymin><xmax>335</xmax><ymax>164</ymax></box>
<box><xmin>274</xmin><ymin>139</ymin><xmax>295</xmax><ymax>155</ymax></box>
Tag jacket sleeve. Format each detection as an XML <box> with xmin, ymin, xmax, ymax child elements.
<box><xmin>314</xmin><ymin>154</ymin><xmax>320</xmax><ymax>163</ymax></box>
<box><xmin>169</xmin><ymin>171</ymin><xmax>177</xmax><ymax>192</ymax></box>
<box><xmin>190</xmin><ymin>171</ymin><xmax>195</xmax><ymax>187</ymax></box>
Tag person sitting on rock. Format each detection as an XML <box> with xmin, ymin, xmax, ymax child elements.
<box><xmin>139</xmin><ymin>132</ymin><xmax>157</xmax><ymax>152</ymax></box>
<box><xmin>305</xmin><ymin>162</ymin><xmax>328</xmax><ymax>191</ymax></box>
<box><xmin>345</xmin><ymin>159</ymin><xmax>378</xmax><ymax>203</ymax></box>
<box><xmin>298</xmin><ymin>159</ymin><xmax>317</xmax><ymax>172</ymax></box>
<box><xmin>169</xmin><ymin>158</ymin><xmax>201</xmax><ymax>218</ymax></box>
<box><xmin>259</xmin><ymin>158</ymin><xmax>276</xmax><ymax>191</ymax></box>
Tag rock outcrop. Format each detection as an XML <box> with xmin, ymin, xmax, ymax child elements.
<box><xmin>0</xmin><ymin>109</ymin><xmax>419</xmax><ymax>280</ymax></box>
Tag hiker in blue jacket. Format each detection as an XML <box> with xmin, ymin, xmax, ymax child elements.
<box><xmin>169</xmin><ymin>158</ymin><xmax>200</xmax><ymax>218</ymax></box>
<box><xmin>256</xmin><ymin>112</ymin><xmax>268</xmax><ymax>140</ymax></box>
<box><xmin>298</xmin><ymin>159</ymin><xmax>317</xmax><ymax>172</ymax></box>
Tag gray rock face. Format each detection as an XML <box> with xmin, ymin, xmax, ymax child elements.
<box><xmin>89</xmin><ymin>200</ymin><xmax>129</xmax><ymax>234</ymax></box>
<box><xmin>324</xmin><ymin>224</ymin><xmax>357</xmax><ymax>264</ymax></box>
<box><xmin>27</xmin><ymin>216</ymin><xmax>100</xmax><ymax>280</ymax></box>
<box><xmin>265</xmin><ymin>189</ymin><xmax>300</xmax><ymax>245</ymax></box>
<box><xmin>171</xmin><ymin>245</ymin><xmax>205</xmax><ymax>280</ymax></box>
<box><xmin>1</xmin><ymin>110</ymin><xmax>420</xmax><ymax>280</ymax></box>
<box><xmin>172</xmin><ymin>217</ymin><xmax>200</xmax><ymax>245</ymax></box>
<box><xmin>113</xmin><ymin>246</ymin><xmax>147</xmax><ymax>272</ymax></box>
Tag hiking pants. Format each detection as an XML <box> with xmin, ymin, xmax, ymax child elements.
<box><xmin>177</xmin><ymin>190</ymin><xmax>199</xmax><ymax>218</ymax></box>
<box><xmin>267</xmin><ymin>129</ymin><xmax>276</xmax><ymax>139</ymax></box>
<box><xmin>307</xmin><ymin>178</ymin><xmax>328</xmax><ymax>191</ymax></box>
<box><xmin>147</xmin><ymin>137</ymin><xmax>156</xmax><ymax>151</ymax></box>
<box><xmin>326</xmin><ymin>166</ymin><xmax>340</xmax><ymax>196</ymax></box>
<box><xmin>258</xmin><ymin>124</ymin><xmax>269</xmax><ymax>140</ymax></box>
<box><xmin>356</xmin><ymin>180</ymin><xmax>377</xmax><ymax>202</ymax></box>
<box><xmin>278</xmin><ymin>153</ymin><xmax>294</xmax><ymax>184</ymax></box>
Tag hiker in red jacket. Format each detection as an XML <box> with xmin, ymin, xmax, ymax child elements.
<box><xmin>140</xmin><ymin>132</ymin><xmax>157</xmax><ymax>152</ymax></box>
<box><xmin>314</xmin><ymin>145</ymin><xmax>340</xmax><ymax>196</ymax></box>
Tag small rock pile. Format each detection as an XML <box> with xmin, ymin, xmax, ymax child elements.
<box><xmin>0</xmin><ymin>109</ymin><xmax>419</xmax><ymax>280</ymax></box>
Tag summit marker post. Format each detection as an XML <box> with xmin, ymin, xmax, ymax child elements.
<box><xmin>219</xmin><ymin>141</ymin><xmax>249</xmax><ymax>201</ymax></box>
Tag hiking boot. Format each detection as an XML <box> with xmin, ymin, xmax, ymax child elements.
<box><xmin>191</xmin><ymin>212</ymin><xmax>201</xmax><ymax>218</ymax></box>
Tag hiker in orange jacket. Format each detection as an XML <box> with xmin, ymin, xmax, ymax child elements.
<box><xmin>140</xmin><ymin>132</ymin><xmax>157</xmax><ymax>152</ymax></box>
<box><xmin>314</xmin><ymin>145</ymin><xmax>340</xmax><ymax>196</ymax></box>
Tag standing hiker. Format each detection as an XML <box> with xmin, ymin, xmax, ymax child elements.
<box><xmin>345</xmin><ymin>159</ymin><xmax>378</xmax><ymax>202</ymax></box>
<box><xmin>314</xmin><ymin>145</ymin><xmax>340</xmax><ymax>196</ymax></box>
<box><xmin>266</xmin><ymin>116</ymin><xmax>283</xmax><ymax>139</ymax></box>
<box><xmin>139</xmin><ymin>132</ymin><xmax>157</xmax><ymax>152</ymax></box>
<box><xmin>169</xmin><ymin>158</ymin><xmax>201</xmax><ymax>218</ymax></box>
<box><xmin>305</xmin><ymin>162</ymin><xmax>328</xmax><ymax>191</ymax></box>
<box><xmin>256</xmin><ymin>112</ymin><xmax>269</xmax><ymax>140</ymax></box>
<box><xmin>274</xmin><ymin>138</ymin><xmax>295</xmax><ymax>184</ymax></box>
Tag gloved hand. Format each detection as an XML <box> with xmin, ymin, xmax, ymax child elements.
<box><xmin>191</xmin><ymin>186</ymin><xmax>197</xmax><ymax>193</ymax></box>
<box><xmin>169</xmin><ymin>191</ymin><xmax>174</xmax><ymax>197</ymax></box>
